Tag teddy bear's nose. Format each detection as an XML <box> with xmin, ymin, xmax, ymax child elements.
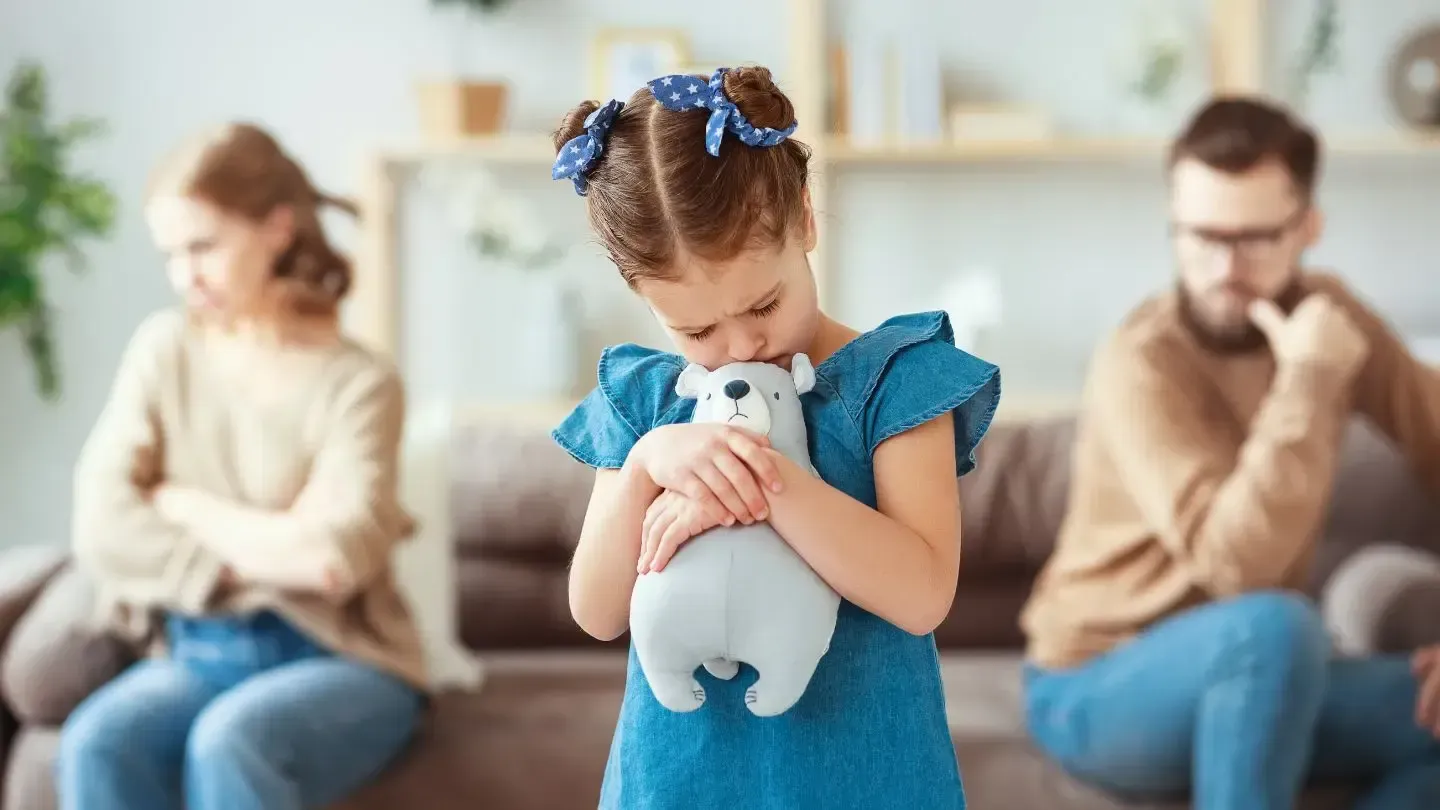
<box><xmin>723</xmin><ymin>380</ymin><xmax>751</xmax><ymax>401</ymax></box>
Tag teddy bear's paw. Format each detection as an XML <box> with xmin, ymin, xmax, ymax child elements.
<box><xmin>650</xmin><ymin>673</ymin><xmax>708</xmax><ymax>712</ymax></box>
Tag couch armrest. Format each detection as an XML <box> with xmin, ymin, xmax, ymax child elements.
<box><xmin>0</xmin><ymin>565</ymin><xmax>134</xmax><ymax>726</ymax></box>
<box><xmin>1323</xmin><ymin>543</ymin><xmax>1440</xmax><ymax>656</ymax></box>
<box><xmin>0</xmin><ymin>545</ymin><xmax>68</xmax><ymax>664</ymax></box>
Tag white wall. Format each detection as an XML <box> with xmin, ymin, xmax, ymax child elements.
<box><xmin>2</xmin><ymin>0</ymin><xmax>1437</xmax><ymax>549</ymax></box>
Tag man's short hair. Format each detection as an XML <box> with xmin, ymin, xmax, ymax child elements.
<box><xmin>1168</xmin><ymin>96</ymin><xmax>1321</xmax><ymax>198</ymax></box>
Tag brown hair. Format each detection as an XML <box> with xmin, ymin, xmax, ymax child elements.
<box><xmin>552</xmin><ymin>66</ymin><xmax>810</xmax><ymax>288</ymax></box>
<box><xmin>148</xmin><ymin>122</ymin><xmax>358</xmax><ymax>317</ymax></box>
<box><xmin>1168</xmin><ymin>96</ymin><xmax>1321</xmax><ymax>198</ymax></box>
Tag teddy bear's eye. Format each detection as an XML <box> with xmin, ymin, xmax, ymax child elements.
<box><xmin>706</xmin><ymin>393</ymin><xmax>712</xmax><ymax>401</ymax></box>
<box><xmin>773</xmin><ymin>392</ymin><xmax>780</xmax><ymax>400</ymax></box>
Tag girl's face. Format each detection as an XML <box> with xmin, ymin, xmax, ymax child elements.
<box><xmin>638</xmin><ymin>204</ymin><xmax>820</xmax><ymax>371</ymax></box>
<box><xmin>145</xmin><ymin>194</ymin><xmax>294</xmax><ymax>321</ymax></box>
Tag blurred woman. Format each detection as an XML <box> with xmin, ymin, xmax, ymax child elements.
<box><xmin>58</xmin><ymin>123</ymin><xmax>426</xmax><ymax>810</ymax></box>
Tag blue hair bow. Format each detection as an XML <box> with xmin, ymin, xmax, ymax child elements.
<box><xmin>647</xmin><ymin>68</ymin><xmax>798</xmax><ymax>157</ymax></box>
<box><xmin>552</xmin><ymin>98</ymin><xmax>625</xmax><ymax>196</ymax></box>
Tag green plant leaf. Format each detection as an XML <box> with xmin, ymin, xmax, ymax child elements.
<box><xmin>54</xmin><ymin>117</ymin><xmax>105</xmax><ymax>146</ymax></box>
<box><xmin>22</xmin><ymin>305</ymin><xmax>58</xmax><ymax>401</ymax></box>
<box><xmin>0</xmin><ymin>60</ymin><xmax>117</xmax><ymax>399</ymax></box>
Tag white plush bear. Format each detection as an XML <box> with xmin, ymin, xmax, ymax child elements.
<box><xmin>629</xmin><ymin>354</ymin><xmax>841</xmax><ymax>717</ymax></box>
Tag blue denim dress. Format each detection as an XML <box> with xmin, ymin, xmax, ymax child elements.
<box><xmin>553</xmin><ymin>311</ymin><xmax>1001</xmax><ymax>810</ymax></box>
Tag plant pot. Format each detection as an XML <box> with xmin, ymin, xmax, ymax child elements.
<box><xmin>417</xmin><ymin>80</ymin><xmax>508</xmax><ymax>138</ymax></box>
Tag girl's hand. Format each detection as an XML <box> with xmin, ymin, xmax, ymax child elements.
<box><xmin>632</xmin><ymin>423</ymin><xmax>782</xmax><ymax>526</ymax></box>
<box><xmin>638</xmin><ymin>490</ymin><xmax>728</xmax><ymax>574</ymax></box>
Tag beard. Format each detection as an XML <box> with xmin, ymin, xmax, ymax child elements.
<box><xmin>1177</xmin><ymin>274</ymin><xmax>1308</xmax><ymax>354</ymax></box>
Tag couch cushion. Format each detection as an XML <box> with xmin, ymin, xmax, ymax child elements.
<box><xmin>957</xmin><ymin>418</ymin><xmax>1076</xmax><ymax>576</ymax></box>
<box><xmin>0</xmin><ymin>546</ymin><xmax>69</xmax><ymax>663</ymax></box>
<box><xmin>451</xmin><ymin>423</ymin><xmax>593</xmax><ymax>566</ymax></box>
<box><xmin>0</xmin><ymin>565</ymin><xmax>134</xmax><ymax>725</ymax></box>
<box><xmin>3</xmin><ymin>725</ymin><xmax>58</xmax><ymax>810</ymax></box>
<box><xmin>338</xmin><ymin>652</ymin><xmax>625</xmax><ymax>810</ymax></box>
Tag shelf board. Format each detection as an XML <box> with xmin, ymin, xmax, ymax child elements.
<box><xmin>825</xmin><ymin>137</ymin><xmax>1166</xmax><ymax>164</ymax></box>
<box><xmin>379</xmin><ymin>131</ymin><xmax>1440</xmax><ymax>167</ymax></box>
<box><xmin>1329</xmin><ymin>133</ymin><xmax>1440</xmax><ymax>156</ymax></box>
<box><xmin>384</xmin><ymin>134</ymin><xmax>555</xmax><ymax>165</ymax></box>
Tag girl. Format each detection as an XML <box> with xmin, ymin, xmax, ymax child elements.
<box><xmin>60</xmin><ymin>123</ymin><xmax>425</xmax><ymax>810</ymax></box>
<box><xmin>550</xmin><ymin>66</ymin><xmax>1002</xmax><ymax>809</ymax></box>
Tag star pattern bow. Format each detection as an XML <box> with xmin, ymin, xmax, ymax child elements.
<box><xmin>647</xmin><ymin>68</ymin><xmax>798</xmax><ymax>157</ymax></box>
<box><xmin>552</xmin><ymin>98</ymin><xmax>625</xmax><ymax>196</ymax></box>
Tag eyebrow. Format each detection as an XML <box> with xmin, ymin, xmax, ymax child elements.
<box><xmin>669</xmin><ymin>281</ymin><xmax>784</xmax><ymax>333</ymax></box>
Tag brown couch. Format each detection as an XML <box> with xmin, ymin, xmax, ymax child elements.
<box><xmin>1</xmin><ymin>414</ymin><xmax>1438</xmax><ymax>809</ymax></box>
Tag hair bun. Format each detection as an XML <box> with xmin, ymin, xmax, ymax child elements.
<box><xmin>554</xmin><ymin>100</ymin><xmax>602</xmax><ymax>154</ymax></box>
<box><xmin>721</xmin><ymin>67</ymin><xmax>795</xmax><ymax>132</ymax></box>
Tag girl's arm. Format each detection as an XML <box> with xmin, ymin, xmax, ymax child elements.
<box><xmin>568</xmin><ymin>461</ymin><xmax>661</xmax><ymax>641</ymax></box>
<box><xmin>153</xmin><ymin>368</ymin><xmax>413</xmax><ymax>602</ymax></box>
<box><xmin>762</xmin><ymin>413</ymin><xmax>961</xmax><ymax>636</ymax></box>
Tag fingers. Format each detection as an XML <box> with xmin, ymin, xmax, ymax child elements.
<box><xmin>726</xmin><ymin>432</ymin><xmax>784</xmax><ymax>493</ymax></box>
<box><xmin>729</xmin><ymin>426</ymin><xmax>771</xmax><ymax>448</ymax></box>
<box><xmin>1414</xmin><ymin>646</ymin><xmax>1440</xmax><ymax>675</ymax></box>
<box><xmin>1418</xmin><ymin>667</ymin><xmax>1440</xmax><ymax>737</ymax></box>
<box><xmin>649</xmin><ymin>517</ymin><xmax>694</xmax><ymax>573</ymax></box>
<box><xmin>713</xmin><ymin>451</ymin><xmax>768</xmax><ymax>521</ymax></box>
<box><xmin>638</xmin><ymin>504</ymin><xmax>675</xmax><ymax>573</ymax></box>
<box><xmin>1247</xmin><ymin>298</ymin><xmax>1286</xmax><ymax>339</ymax></box>
<box><xmin>695</xmin><ymin>463</ymin><xmax>753</xmax><ymax>524</ymax></box>
<box><xmin>680</xmin><ymin>474</ymin><xmax>729</xmax><ymax>527</ymax></box>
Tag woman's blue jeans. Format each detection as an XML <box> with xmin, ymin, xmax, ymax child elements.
<box><xmin>56</xmin><ymin>612</ymin><xmax>423</xmax><ymax>810</ymax></box>
<box><xmin>1025</xmin><ymin>591</ymin><xmax>1440</xmax><ymax>809</ymax></box>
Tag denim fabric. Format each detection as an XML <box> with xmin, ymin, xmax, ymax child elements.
<box><xmin>1024</xmin><ymin>592</ymin><xmax>1440</xmax><ymax>809</ymax></box>
<box><xmin>57</xmin><ymin>611</ymin><xmax>423</xmax><ymax>810</ymax></box>
<box><xmin>553</xmin><ymin>311</ymin><xmax>1002</xmax><ymax>810</ymax></box>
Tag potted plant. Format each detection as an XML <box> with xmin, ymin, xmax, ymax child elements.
<box><xmin>1115</xmin><ymin>2</ymin><xmax>1207</xmax><ymax>135</ymax></box>
<box><xmin>419</xmin><ymin>0</ymin><xmax>514</xmax><ymax>138</ymax></box>
<box><xmin>0</xmin><ymin>62</ymin><xmax>117</xmax><ymax>400</ymax></box>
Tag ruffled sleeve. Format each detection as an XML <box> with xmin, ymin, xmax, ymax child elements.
<box><xmin>551</xmin><ymin>344</ymin><xmax>689</xmax><ymax>469</ymax></box>
<box><xmin>854</xmin><ymin>312</ymin><xmax>1001</xmax><ymax>476</ymax></box>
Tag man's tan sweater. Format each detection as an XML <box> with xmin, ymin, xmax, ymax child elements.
<box><xmin>1021</xmin><ymin>273</ymin><xmax>1440</xmax><ymax>670</ymax></box>
<box><xmin>72</xmin><ymin>309</ymin><xmax>427</xmax><ymax>688</ymax></box>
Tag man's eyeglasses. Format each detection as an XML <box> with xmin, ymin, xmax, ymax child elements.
<box><xmin>1170</xmin><ymin>204</ymin><xmax>1309</xmax><ymax>264</ymax></box>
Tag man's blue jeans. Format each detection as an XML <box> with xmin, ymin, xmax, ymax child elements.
<box><xmin>56</xmin><ymin>612</ymin><xmax>423</xmax><ymax>810</ymax></box>
<box><xmin>1024</xmin><ymin>591</ymin><xmax>1440</xmax><ymax>809</ymax></box>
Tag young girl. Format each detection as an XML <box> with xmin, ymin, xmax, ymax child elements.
<box><xmin>59</xmin><ymin>123</ymin><xmax>424</xmax><ymax>810</ymax></box>
<box><xmin>550</xmin><ymin>66</ymin><xmax>1001</xmax><ymax>809</ymax></box>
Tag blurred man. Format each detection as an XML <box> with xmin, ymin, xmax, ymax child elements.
<box><xmin>1019</xmin><ymin>97</ymin><xmax>1440</xmax><ymax>808</ymax></box>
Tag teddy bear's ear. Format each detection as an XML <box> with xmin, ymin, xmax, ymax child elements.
<box><xmin>674</xmin><ymin>363</ymin><xmax>709</xmax><ymax>399</ymax></box>
<box><xmin>791</xmin><ymin>353</ymin><xmax>816</xmax><ymax>395</ymax></box>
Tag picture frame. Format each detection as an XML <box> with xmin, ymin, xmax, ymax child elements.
<box><xmin>590</xmin><ymin>29</ymin><xmax>691</xmax><ymax>104</ymax></box>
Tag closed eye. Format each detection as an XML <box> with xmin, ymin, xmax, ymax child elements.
<box><xmin>750</xmin><ymin>299</ymin><xmax>780</xmax><ymax>318</ymax></box>
<box><xmin>680</xmin><ymin>296</ymin><xmax>780</xmax><ymax>342</ymax></box>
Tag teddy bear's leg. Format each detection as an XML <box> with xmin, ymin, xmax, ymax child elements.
<box><xmin>645</xmin><ymin>669</ymin><xmax>707</xmax><ymax>712</ymax></box>
<box><xmin>742</xmin><ymin>649</ymin><xmax>825</xmax><ymax>717</ymax></box>
<box><xmin>702</xmin><ymin>658</ymin><xmax>739</xmax><ymax>680</ymax></box>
